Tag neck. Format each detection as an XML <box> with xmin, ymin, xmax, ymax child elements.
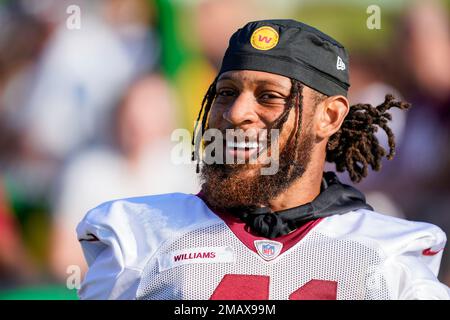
<box><xmin>268</xmin><ymin>157</ymin><xmax>324</xmax><ymax>212</ymax></box>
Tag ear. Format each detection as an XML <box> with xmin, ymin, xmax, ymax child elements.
<box><xmin>314</xmin><ymin>95</ymin><xmax>349</xmax><ymax>139</ymax></box>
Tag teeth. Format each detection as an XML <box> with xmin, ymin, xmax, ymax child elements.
<box><xmin>226</xmin><ymin>141</ymin><xmax>259</xmax><ymax>149</ymax></box>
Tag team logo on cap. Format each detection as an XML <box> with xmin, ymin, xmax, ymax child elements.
<box><xmin>250</xmin><ymin>26</ymin><xmax>279</xmax><ymax>51</ymax></box>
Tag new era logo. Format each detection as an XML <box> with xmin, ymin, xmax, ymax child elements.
<box><xmin>336</xmin><ymin>56</ymin><xmax>346</xmax><ymax>70</ymax></box>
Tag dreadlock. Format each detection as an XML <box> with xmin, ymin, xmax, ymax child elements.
<box><xmin>326</xmin><ymin>94</ymin><xmax>411</xmax><ymax>182</ymax></box>
<box><xmin>191</xmin><ymin>77</ymin><xmax>218</xmax><ymax>173</ymax></box>
<box><xmin>192</xmin><ymin>78</ymin><xmax>411</xmax><ymax>183</ymax></box>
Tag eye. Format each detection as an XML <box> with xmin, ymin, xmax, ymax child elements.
<box><xmin>217</xmin><ymin>89</ymin><xmax>236</xmax><ymax>97</ymax></box>
<box><xmin>260</xmin><ymin>93</ymin><xmax>278</xmax><ymax>99</ymax></box>
<box><xmin>258</xmin><ymin>92</ymin><xmax>287</xmax><ymax>104</ymax></box>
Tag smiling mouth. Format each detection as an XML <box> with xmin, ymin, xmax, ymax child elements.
<box><xmin>223</xmin><ymin>138</ymin><xmax>269</xmax><ymax>162</ymax></box>
<box><xmin>226</xmin><ymin>140</ymin><xmax>259</xmax><ymax>150</ymax></box>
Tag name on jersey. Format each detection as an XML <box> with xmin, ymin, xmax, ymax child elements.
<box><xmin>158</xmin><ymin>246</ymin><xmax>235</xmax><ymax>272</ymax></box>
<box><xmin>174</xmin><ymin>251</ymin><xmax>216</xmax><ymax>261</ymax></box>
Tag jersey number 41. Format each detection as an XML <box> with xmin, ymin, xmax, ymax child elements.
<box><xmin>210</xmin><ymin>274</ymin><xmax>337</xmax><ymax>300</ymax></box>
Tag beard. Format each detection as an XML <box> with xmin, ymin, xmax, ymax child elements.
<box><xmin>200</xmin><ymin>125</ymin><xmax>315</xmax><ymax>212</ymax></box>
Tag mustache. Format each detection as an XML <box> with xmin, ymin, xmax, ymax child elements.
<box><xmin>205</xmin><ymin>110</ymin><xmax>290</xmax><ymax>148</ymax></box>
<box><xmin>200</xmin><ymin>127</ymin><xmax>281</xmax><ymax>172</ymax></box>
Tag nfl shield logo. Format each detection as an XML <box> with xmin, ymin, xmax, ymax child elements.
<box><xmin>254</xmin><ymin>240</ymin><xmax>283</xmax><ymax>261</ymax></box>
<box><xmin>262</xmin><ymin>244</ymin><xmax>275</xmax><ymax>256</ymax></box>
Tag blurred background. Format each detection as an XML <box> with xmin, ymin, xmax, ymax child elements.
<box><xmin>0</xmin><ymin>0</ymin><xmax>449</xmax><ymax>299</ymax></box>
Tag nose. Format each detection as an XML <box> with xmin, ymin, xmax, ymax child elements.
<box><xmin>222</xmin><ymin>92</ymin><xmax>259</xmax><ymax>127</ymax></box>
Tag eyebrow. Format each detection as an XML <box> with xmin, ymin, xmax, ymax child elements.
<box><xmin>217</xmin><ymin>74</ymin><xmax>289</xmax><ymax>89</ymax></box>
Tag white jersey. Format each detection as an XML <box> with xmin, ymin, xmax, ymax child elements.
<box><xmin>76</xmin><ymin>193</ymin><xmax>450</xmax><ymax>300</ymax></box>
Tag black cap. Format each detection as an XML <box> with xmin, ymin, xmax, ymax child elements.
<box><xmin>218</xmin><ymin>19</ymin><xmax>350</xmax><ymax>96</ymax></box>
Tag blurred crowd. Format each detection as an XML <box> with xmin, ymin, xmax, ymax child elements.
<box><xmin>0</xmin><ymin>0</ymin><xmax>449</xmax><ymax>298</ymax></box>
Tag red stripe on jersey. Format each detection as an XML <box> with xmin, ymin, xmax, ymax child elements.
<box><xmin>196</xmin><ymin>192</ymin><xmax>324</xmax><ymax>257</ymax></box>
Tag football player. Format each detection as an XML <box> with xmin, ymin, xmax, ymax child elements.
<box><xmin>77</xmin><ymin>19</ymin><xmax>450</xmax><ymax>299</ymax></box>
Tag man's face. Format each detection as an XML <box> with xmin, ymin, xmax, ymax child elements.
<box><xmin>200</xmin><ymin>70</ymin><xmax>317</xmax><ymax>210</ymax></box>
